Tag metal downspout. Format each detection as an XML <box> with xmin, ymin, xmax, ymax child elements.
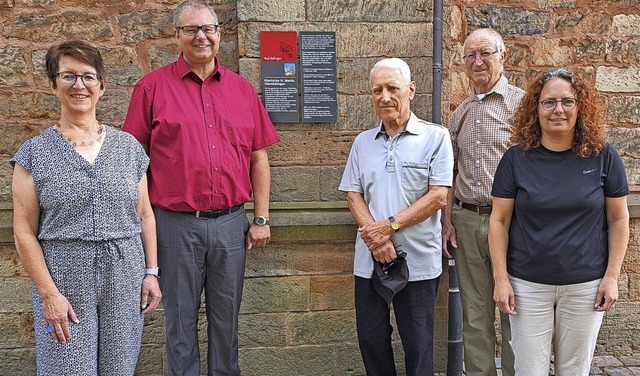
<box><xmin>431</xmin><ymin>0</ymin><xmax>464</xmax><ymax>374</ymax></box>
<box><xmin>432</xmin><ymin>0</ymin><xmax>443</xmax><ymax>125</ymax></box>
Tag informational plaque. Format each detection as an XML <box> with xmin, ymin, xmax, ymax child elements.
<box><xmin>260</xmin><ymin>31</ymin><xmax>299</xmax><ymax>123</ymax></box>
<box><xmin>260</xmin><ymin>31</ymin><xmax>338</xmax><ymax>123</ymax></box>
<box><xmin>300</xmin><ymin>31</ymin><xmax>338</xmax><ymax>123</ymax></box>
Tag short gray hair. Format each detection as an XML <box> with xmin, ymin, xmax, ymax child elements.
<box><xmin>173</xmin><ymin>0</ymin><xmax>218</xmax><ymax>27</ymax></box>
<box><xmin>370</xmin><ymin>58</ymin><xmax>412</xmax><ymax>84</ymax></box>
<box><xmin>463</xmin><ymin>28</ymin><xmax>506</xmax><ymax>54</ymax></box>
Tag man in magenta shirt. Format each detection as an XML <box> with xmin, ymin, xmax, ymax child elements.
<box><xmin>122</xmin><ymin>1</ymin><xmax>279</xmax><ymax>375</ymax></box>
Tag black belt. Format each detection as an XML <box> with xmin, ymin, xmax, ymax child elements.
<box><xmin>186</xmin><ymin>204</ymin><xmax>243</xmax><ymax>219</ymax></box>
<box><xmin>455</xmin><ymin>199</ymin><xmax>492</xmax><ymax>215</ymax></box>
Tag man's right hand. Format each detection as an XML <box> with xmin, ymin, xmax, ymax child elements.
<box><xmin>441</xmin><ymin>220</ymin><xmax>457</xmax><ymax>259</ymax></box>
<box><xmin>370</xmin><ymin>240</ymin><xmax>397</xmax><ymax>264</ymax></box>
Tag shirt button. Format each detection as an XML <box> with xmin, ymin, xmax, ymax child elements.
<box><xmin>476</xmin><ymin>120</ymin><xmax>480</xmax><ymax>124</ymax></box>
<box><xmin>476</xmin><ymin>140</ymin><xmax>481</xmax><ymax>144</ymax></box>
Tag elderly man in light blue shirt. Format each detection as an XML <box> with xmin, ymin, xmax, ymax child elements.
<box><xmin>339</xmin><ymin>57</ymin><xmax>453</xmax><ymax>376</ymax></box>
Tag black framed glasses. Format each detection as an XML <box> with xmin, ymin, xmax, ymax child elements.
<box><xmin>539</xmin><ymin>98</ymin><xmax>578</xmax><ymax>111</ymax></box>
<box><xmin>176</xmin><ymin>24</ymin><xmax>220</xmax><ymax>36</ymax></box>
<box><xmin>463</xmin><ymin>50</ymin><xmax>499</xmax><ymax>63</ymax></box>
<box><xmin>56</xmin><ymin>72</ymin><xmax>102</xmax><ymax>88</ymax></box>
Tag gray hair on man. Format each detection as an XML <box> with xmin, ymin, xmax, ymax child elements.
<box><xmin>370</xmin><ymin>58</ymin><xmax>412</xmax><ymax>84</ymax></box>
<box><xmin>173</xmin><ymin>0</ymin><xmax>218</xmax><ymax>26</ymax></box>
<box><xmin>463</xmin><ymin>28</ymin><xmax>506</xmax><ymax>54</ymax></box>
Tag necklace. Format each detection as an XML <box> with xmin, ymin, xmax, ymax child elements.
<box><xmin>54</xmin><ymin>122</ymin><xmax>105</xmax><ymax>148</ymax></box>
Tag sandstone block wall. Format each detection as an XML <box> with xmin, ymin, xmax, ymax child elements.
<box><xmin>0</xmin><ymin>0</ymin><xmax>638</xmax><ymax>374</ymax></box>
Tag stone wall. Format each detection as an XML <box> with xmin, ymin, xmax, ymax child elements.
<box><xmin>0</xmin><ymin>0</ymin><xmax>638</xmax><ymax>374</ymax></box>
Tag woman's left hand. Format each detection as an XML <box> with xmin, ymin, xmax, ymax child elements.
<box><xmin>494</xmin><ymin>279</ymin><xmax>517</xmax><ymax>315</ymax></box>
<box><xmin>594</xmin><ymin>275</ymin><xmax>618</xmax><ymax>312</ymax></box>
<box><xmin>140</xmin><ymin>275</ymin><xmax>162</xmax><ymax>313</ymax></box>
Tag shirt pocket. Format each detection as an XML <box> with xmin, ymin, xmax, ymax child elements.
<box><xmin>226</xmin><ymin>123</ymin><xmax>252</xmax><ymax>148</ymax></box>
<box><xmin>225</xmin><ymin>111</ymin><xmax>254</xmax><ymax>148</ymax></box>
<box><xmin>401</xmin><ymin>161</ymin><xmax>429</xmax><ymax>192</ymax></box>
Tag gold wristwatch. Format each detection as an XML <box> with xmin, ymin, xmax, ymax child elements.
<box><xmin>388</xmin><ymin>216</ymin><xmax>401</xmax><ymax>232</ymax></box>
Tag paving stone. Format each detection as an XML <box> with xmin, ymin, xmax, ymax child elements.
<box><xmin>621</xmin><ymin>355</ymin><xmax>640</xmax><ymax>366</ymax></box>
<box><xmin>593</xmin><ymin>355</ymin><xmax>624</xmax><ymax>368</ymax></box>
<box><xmin>602</xmin><ymin>367</ymin><xmax>635</xmax><ymax>376</ymax></box>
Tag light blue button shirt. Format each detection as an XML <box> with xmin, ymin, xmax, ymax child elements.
<box><xmin>339</xmin><ymin>112</ymin><xmax>454</xmax><ymax>281</ymax></box>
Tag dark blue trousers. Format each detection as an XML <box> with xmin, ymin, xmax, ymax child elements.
<box><xmin>355</xmin><ymin>275</ymin><xmax>440</xmax><ymax>376</ymax></box>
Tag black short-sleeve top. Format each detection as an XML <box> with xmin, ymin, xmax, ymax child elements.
<box><xmin>491</xmin><ymin>143</ymin><xmax>629</xmax><ymax>285</ymax></box>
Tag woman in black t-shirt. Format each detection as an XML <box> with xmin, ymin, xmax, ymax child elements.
<box><xmin>489</xmin><ymin>68</ymin><xmax>629</xmax><ymax>376</ymax></box>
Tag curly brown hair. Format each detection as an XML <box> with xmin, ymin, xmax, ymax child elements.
<box><xmin>510</xmin><ymin>68</ymin><xmax>607</xmax><ymax>158</ymax></box>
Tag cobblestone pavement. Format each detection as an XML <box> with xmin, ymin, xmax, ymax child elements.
<box><xmin>590</xmin><ymin>354</ymin><xmax>640</xmax><ymax>375</ymax></box>
<box><xmin>438</xmin><ymin>354</ymin><xmax>640</xmax><ymax>375</ymax></box>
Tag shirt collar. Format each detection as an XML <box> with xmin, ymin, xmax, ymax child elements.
<box><xmin>374</xmin><ymin>112</ymin><xmax>419</xmax><ymax>139</ymax></box>
<box><xmin>467</xmin><ymin>75</ymin><xmax>509</xmax><ymax>101</ymax></box>
<box><xmin>176</xmin><ymin>54</ymin><xmax>223</xmax><ymax>81</ymax></box>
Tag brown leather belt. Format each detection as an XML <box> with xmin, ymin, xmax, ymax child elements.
<box><xmin>455</xmin><ymin>198</ymin><xmax>492</xmax><ymax>215</ymax></box>
<box><xmin>186</xmin><ymin>204</ymin><xmax>243</xmax><ymax>219</ymax></box>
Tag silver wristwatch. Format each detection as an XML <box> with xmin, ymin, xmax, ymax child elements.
<box><xmin>253</xmin><ymin>216</ymin><xmax>270</xmax><ymax>226</ymax></box>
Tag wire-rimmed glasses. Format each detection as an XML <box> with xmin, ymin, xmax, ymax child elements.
<box><xmin>539</xmin><ymin>98</ymin><xmax>578</xmax><ymax>111</ymax></box>
<box><xmin>463</xmin><ymin>50</ymin><xmax>499</xmax><ymax>63</ymax></box>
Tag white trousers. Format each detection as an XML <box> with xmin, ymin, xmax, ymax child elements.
<box><xmin>508</xmin><ymin>276</ymin><xmax>604</xmax><ymax>376</ymax></box>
